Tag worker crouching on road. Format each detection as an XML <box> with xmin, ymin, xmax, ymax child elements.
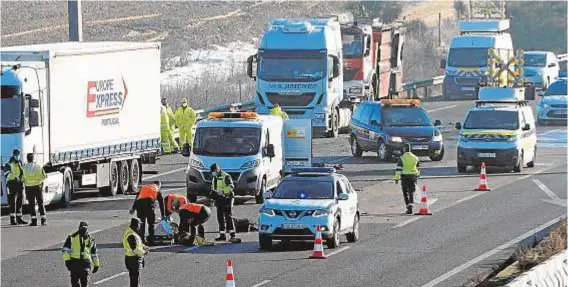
<box><xmin>394</xmin><ymin>144</ymin><xmax>420</xmax><ymax>214</ymax></box>
<box><xmin>4</xmin><ymin>149</ymin><xmax>27</xmax><ymax>225</ymax></box>
<box><xmin>62</xmin><ymin>221</ymin><xmax>100</xmax><ymax>287</ymax></box>
<box><xmin>123</xmin><ymin>218</ymin><xmax>150</xmax><ymax>287</ymax></box>
<box><xmin>209</xmin><ymin>164</ymin><xmax>241</xmax><ymax>243</ymax></box>
<box><xmin>129</xmin><ymin>181</ymin><xmax>165</xmax><ymax>245</ymax></box>
<box><xmin>164</xmin><ymin>193</ymin><xmax>188</xmax><ymax>220</ymax></box>
<box><xmin>22</xmin><ymin>153</ymin><xmax>47</xmax><ymax>226</ymax></box>
<box><xmin>174</xmin><ymin>97</ymin><xmax>196</xmax><ymax>154</ymax></box>
<box><xmin>173</xmin><ymin>202</ymin><xmax>212</xmax><ymax>245</ymax></box>
<box><xmin>270</xmin><ymin>104</ymin><xmax>289</xmax><ymax>119</ymax></box>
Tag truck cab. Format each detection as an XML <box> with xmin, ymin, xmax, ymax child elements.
<box><xmin>441</xmin><ymin>19</ymin><xmax>513</xmax><ymax>100</ymax></box>
<box><xmin>247</xmin><ymin>16</ymin><xmax>344</xmax><ymax>138</ymax></box>
<box><xmin>185</xmin><ymin>112</ymin><xmax>284</xmax><ymax>204</ymax></box>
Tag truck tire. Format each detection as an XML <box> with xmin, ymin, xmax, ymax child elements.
<box><xmin>255</xmin><ymin>177</ymin><xmax>266</xmax><ymax>204</ymax></box>
<box><xmin>128</xmin><ymin>159</ymin><xmax>141</xmax><ymax>193</ymax></box>
<box><xmin>100</xmin><ymin>161</ymin><xmax>119</xmax><ymax>196</ymax></box>
<box><xmin>327</xmin><ymin>110</ymin><xmax>339</xmax><ymax>138</ymax></box>
<box><xmin>59</xmin><ymin>169</ymin><xmax>73</xmax><ymax>208</ymax></box>
<box><xmin>118</xmin><ymin>161</ymin><xmax>129</xmax><ymax>194</ymax></box>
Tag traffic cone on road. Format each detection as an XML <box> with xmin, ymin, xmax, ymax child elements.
<box><xmin>309</xmin><ymin>225</ymin><xmax>327</xmax><ymax>259</ymax></box>
<box><xmin>475</xmin><ymin>162</ymin><xmax>492</xmax><ymax>191</ymax></box>
<box><xmin>415</xmin><ymin>185</ymin><xmax>433</xmax><ymax>215</ymax></box>
<box><xmin>225</xmin><ymin>259</ymin><xmax>235</xmax><ymax>287</ymax></box>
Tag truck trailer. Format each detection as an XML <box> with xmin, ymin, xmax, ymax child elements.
<box><xmin>1</xmin><ymin>42</ymin><xmax>161</xmax><ymax>207</ymax></box>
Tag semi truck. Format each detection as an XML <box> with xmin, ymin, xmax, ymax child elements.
<box><xmin>1</xmin><ymin>42</ymin><xmax>162</xmax><ymax>208</ymax></box>
<box><xmin>340</xmin><ymin>16</ymin><xmax>405</xmax><ymax>103</ymax></box>
<box><xmin>246</xmin><ymin>15</ymin><xmax>348</xmax><ymax>138</ymax></box>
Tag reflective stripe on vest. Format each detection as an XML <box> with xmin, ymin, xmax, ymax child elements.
<box><xmin>400</xmin><ymin>153</ymin><xmax>419</xmax><ymax>175</ymax></box>
<box><xmin>167</xmin><ymin>194</ymin><xmax>187</xmax><ymax>213</ymax></box>
<box><xmin>160</xmin><ymin>106</ymin><xmax>170</xmax><ymax>128</ymax></box>
<box><xmin>62</xmin><ymin>234</ymin><xmax>99</xmax><ymax>266</ymax></box>
<box><xmin>7</xmin><ymin>161</ymin><xmax>22</xmax><ymax>181</ymax></box>
<box><xmin>23</xmin><ymin>163</ymin><xmax>45</xmax><ymax>187</ymax></box>
<box><xmin>180</xmin><ymin>203</ymin><xmax>203</xmax><ymax>214</ymax></box>
<box><xmin>123</xmin><ymin>227</ymin><xmax>145</xmax><ymax>257</ymax></box>
<box><xmin>138</xmin><ymin>184</ymin><xmax>158</xmax><ymax>200</ymax></box>
<box><xmin>211</xmin><ymin>171</ymin><xmax>232</xmax><ymax>195</ymax></box>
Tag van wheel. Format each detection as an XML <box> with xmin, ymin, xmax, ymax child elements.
<box><xmin>527</xmin><ymin>147</ymin><xmax>536</xmax><ymax>168</ymax></box>
<box><xmin>350</xmin><ymin>136</ymin><xmax>363</xmax><ymax>157</ymax></box>
<box><xmin>256</xmin><ymin>178</ymin><xmax>266</xmax><ymax>204</ymax></box>
<box><xmin>100</xmin><ymin>161</ymin><xmax>119</xmax><ymax>196</ymax></box>
<box><xmin>118</xmin><ymin>161</ymin><xmax>129</xmax><ymax>194</ymax></box>
<box><xmin>128</xmin><ymin>159</ymin><xmax>140</xmax><ymax>193</ymax></box>
<box><xmin>514</xmin><ymin>152</ymin><xmax>523</xmax><ymax>173</ymax></box>
<box><xmin>59</xmin><ymin>169</ymin><xmax>73</xmax><ymax>208</ymax></box>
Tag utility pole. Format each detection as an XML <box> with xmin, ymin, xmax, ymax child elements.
<box><xmin>68</xmin><ymin>0</ymin><xmax>83</xmax><ymax>41</ymax></box>
<box><xmin>438</xmin><ymin>13</ymin><xmax>442</xmax><ymax>47</ymax></box>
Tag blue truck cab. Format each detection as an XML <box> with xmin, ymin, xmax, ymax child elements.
<box><xmin>247</xmin><ymin>17</ymin><xmax>346</xmax><ymax>138</ymax></box>
<box><xmin>441</xmin><ymin>19</ymin><xmax>513</xmax><ymax>100</ymax></box>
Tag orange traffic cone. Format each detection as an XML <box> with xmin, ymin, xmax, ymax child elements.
<box><xmin>415</xmin><ymin>185</ymin><xmax>432</xmax><ymax>215</ymax></box>
<box><xmin>475</xmin><ymin>162</ymin><xmax>492</xmax><ymax>191</ymax></box>
<box><xmin>309</xmin><ymin>225</ymin><xmax>327</xmax><ymax>259</ymax></box>
<box><xmin>225</xmin><ymin>259</ymin><xmax>235</xmax><ymax>287</ymax></box>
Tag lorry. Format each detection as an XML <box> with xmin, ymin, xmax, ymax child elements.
<box><xmin>441</xmin><ymin>19</ymin><xmax>514</xmax><ymax>100</ymax></box>
<box><xmin>340</xmin><ymin>16</ymin><xmax>405</xmax><ymax>104</ymax></box>
<box><xmin>246</xmin><ymin>15</ymin><xmax>347</xmax><ymax>138</ymax></box>
<box><xmin>1</xmin><ymin>42</ymin><xmax>162</xmax><ymax>208</ymax></box>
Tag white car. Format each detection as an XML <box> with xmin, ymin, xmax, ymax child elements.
<box><xmin>524</xmin><ymin>51</ymin><xmax>560</xmax><ymax>90</ymax></box>
<box><xmin>258</xmin><ymin>167</ymin><xmax>359</xmax><ymax>250</ymax></box>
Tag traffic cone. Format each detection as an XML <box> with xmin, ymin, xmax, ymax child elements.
<box><xmin>225</xmin><ymin>259</ymin><xmax>235</xmax><ymax>287</ymax></box>
<box><xmin>475</xmin><ymin>162</ymin><xmax>492</xmax><ymax>191</ymax></box>
<box><xmin>309</xmin><ymin>225</ymin><xmax>327</xmax><ymax>259</ymax></box>
<box><xmin>415</xmin><ymin>185</ymin><xmax>432</xmax><ymax>215</ymax></box>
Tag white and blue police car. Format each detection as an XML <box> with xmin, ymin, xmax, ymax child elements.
<box><xmin>258</xmin><ymin>167</ymin><xmax>359</xmax><ymax>250</ymax></box>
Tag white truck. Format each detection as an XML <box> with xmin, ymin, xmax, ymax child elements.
<box><xmin>1</xmin><ymin>42</ymin><xmax>162</xmax><ymax>208</ymax></box>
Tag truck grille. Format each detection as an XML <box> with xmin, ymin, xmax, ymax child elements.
<box><xmin>266</xmin><ymin>93</ymin><xmax>316</xmax><ymax>106</ymax></box>
<box><xmin>454</xmin><ymin>77</ymin><xmax>481</xmax><ymax>86</ymax></box>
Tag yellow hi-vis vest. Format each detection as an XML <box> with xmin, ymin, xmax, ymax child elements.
<box><xmin>123</xmin><ymin>227</ymin><xmax>146</xmax><ymax>257</ymax></box>
<box><xmin>395</xmin><ymin>152</ymin><xmax>420</xmax><ymax>180</ymax></box>
<box><xmin>22</xmin><ymin>162</ymin><xmax>46</xmax><ymax>187</ymax></box>
<box><xmin>62</xmin><ymin>233</ymin><xmax>100</xmax><ymax>267</ymax></box>
<box><xmin>6</xmin><ymin>161</ymin><xmax>22</xmax><ymax>182</ymax></box>
<box><xmin>174</xmin><ymin>106</ymin><xmax>196</xmax><ymax>129</ymax></box>
<box><xmin>160</xmin><ymin>106</ymin><xmax>170</xmax><ymax>129</ymax></box>
<box><xmin>270</xmin><ymin>107</ymin><xmax>289</xmax><ymax>119</ymax></box>
<box><xmin>211</xmin><ymin>171</ymin><xmax>233</xmax><ymax>196</ymax></box>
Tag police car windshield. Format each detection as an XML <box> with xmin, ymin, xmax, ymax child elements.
<box><xmin>543</xmin><ymin>80</ymin><xmax>567</xmax><ymax>96</ymax></box>
<box><xmin>258</xmin><ymin>50</ymin><xmax>326</xmax><ymax>82</ymax></box>
<box><xmin>447</xmin><ymin>48</ymin><xmax>487</xmax><ymax>68</ymax></box>
<box><xmin>272</xmin><ymin>180</ymin><xmax>334</xmax><ymax>199</ymax></box>
<box><xmin>382</xmin><ymin>107</ymin><xmax>432</xmax><ymax>127</ymax></box>
<box><xmin>1</xmin><ymin>86</ymin><xmax>23</xmax><ymax>131</ymax></box>
<box><xmin>464</xmin><ymin>110</ymin><xmax>519</xmax><ymax>130</ymax></box>
<box><xmin>524</xmin><ymin>54</ymin><xmax>546</xmax><ymax>67</ymax></box>
<box><xmin>192</xmin><ymin>127</ymin><xmax>261</xmax><ymax>156</ymax></box>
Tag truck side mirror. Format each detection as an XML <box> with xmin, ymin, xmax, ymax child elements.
<box><xmin>440</xmin><ymin>59</ymin><xmax>446</xmax><ymax>69</ymax></box>
<box><xmin>455</xmin><ymin>122</ymin><xmax>461</xmax><ymax>130</ymax></box>
<box><xmin>332</xmin><ymin>55</ymin><xmax>340</xmax><ymax>78</ymax></box>
<box><xmin>246</xmin><ymin>54</ymin><xmax>257</xmax><ymax>80</ymax></box>
<box><xmin>30</xmin><ymin>110</ymin><xmax>39</xmax><ymax>127</ymax></box>
<box><xmin>29</xmin><ymin>98</ymin><xmax>39</xmax><ymax>108</ymax></box>
<box><xmin>434</xmin><ymin>119</ymin><xmax>441</xmax><ymax>126</ymax></box>
<box><xmin>264</xmin><ymin>144</ymin><xmax>275</xmax><ymax>158</ymax></box>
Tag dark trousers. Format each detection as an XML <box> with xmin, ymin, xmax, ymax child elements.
<box><xmin>401</xmin><ymin>175</ymin><xmax>417</xmax><ymax>206</ymax></box>
<box><xmin>69</xmin><ymin>266</ymin><xmax>90</xmax><ymax>287</ymax></box>
<box><xmin>180</xmin><ymin>207</ymin><xmax>211</xmax><ymax>238</ymax></box>
<box><xmin>7</xmin><ymin>181</ymin><xmax>24</xmax><ymax>216</ymax></box>
<box><xmin>25</xmin><ymin>185</ymin><xmax>45</xmax><ymax>219</ymax></box>
<box><xmin>125</xmin><ymin>256</ymin><xmax>143</xmax><ymax>287</ymax></box>
<box><xmin>135</xmin><ymin>202</ymin><xmax>156</xmax><ymax>240</ymax></box>
<box><xmin>215</xmin><ymin>197</ymin><xmax>235</xmax><ymax>234</ymax></box>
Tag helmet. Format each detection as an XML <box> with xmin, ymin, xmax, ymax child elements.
<box><xmin>172</xmin><ymin>199</ymin><xmax>180</xmax><ymax>211</ymax></box>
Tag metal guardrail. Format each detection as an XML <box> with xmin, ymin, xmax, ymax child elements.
<box><xmin>505</xmin><ymin>250</ymin><xmax>567</xmax><ymax>287</ymax></box>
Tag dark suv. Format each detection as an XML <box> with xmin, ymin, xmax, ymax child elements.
<box><xmin>349</xmin><ymin>100</ymin><xmax>445</xmax><ymax>161</ymax></box>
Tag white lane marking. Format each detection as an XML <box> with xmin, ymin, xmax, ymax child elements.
<box><xmin>183</xmin><ymin>245</ymin><xmax>200</xmax><ymax>252</ymax></box>
<box><xmin>538</xmin><ymin>129</ymin><xmax>563</xmax><ymax>136</ymax></box>
<box><xmin>143</xmin><ymin>167</ymin><xmax>186</xmax><ymax>180</ymax></box>
<box><xmin>532</xmin><ymin>179</ymin><xmax>560</xmax><ymax>200</ymax></box>
<box><xmin>251</xmin><ymin>280</ymin><xmax>271</xmax><ymax>287</ymax></box>
<box><xmin>456</xmin><ymin>193</ymin><xmax>484</xmax><ymax>204</ymax></box>
<box><xmin>93</xmin><ymin>272</ymin><xmax>128</xmax><ymax>285</ymax></box>
<box><xmin>535</xmin><ymin>162</ymin><xmax>554</xmax><ymax>166</ymax></box>
<box><xmin>393</xmin><ymin>217</ymin><xmax>421</xmax><ymax>229</ymax></box>
<box><xmin>421</xmin><ymin>215</ymin><xmax>566</xmax><ymax>287</ymax></box>
<box><xmin>325</xmin><ymin>246</ymin><xmax>350</xmax><ymax>257</ymax></box>
<box><xmin>73</xmin><ymin>196</ymin><xmax>131</xmax><ymax>203</ymax></box>
<box><xmin>426</xmin><ymin>105</ymin><xmax>457</xmax><ymax>113</ymax></box>
<box><xmin>328</xmin><ymin>156</ymin><xmax>352</xmax><ymax>164</ymax></box>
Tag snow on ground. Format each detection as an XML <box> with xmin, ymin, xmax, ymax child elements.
<box><xmin>161</xmin><ymin>41</ymin><xmax>257</xmax><ymax>87</ymax></box>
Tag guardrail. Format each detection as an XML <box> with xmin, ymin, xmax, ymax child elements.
<box><xmin>505</xmin><ymin>250</ymin><xmax>567</xmax><ymax>287</ymax></box>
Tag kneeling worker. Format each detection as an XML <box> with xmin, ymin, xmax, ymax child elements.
<box><xmin>164</xmin><ymin>193</ymin><xmax>188</xmax><ymax>220</ymax></box>
<box><xmin>174</xmin><ymin>202</ymin><xmax>212</xmax><ymax>245</ymax></box>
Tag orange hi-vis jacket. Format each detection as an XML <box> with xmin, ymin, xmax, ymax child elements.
<box><xmin>180</xmin><ymin>203</ymin><xmax>204</xmax><ymax>214</ymax></box>
<box><xmin>166</xmin><ymin>194</ymin><xmax>188</xmax><ymax>214</ymax></box>
<box><xmin>138</xmin><ymin>184</ymin><xmax>159</xmax><ymax>200</ymax></box>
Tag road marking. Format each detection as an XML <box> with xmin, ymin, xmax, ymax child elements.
<box><xmin>251</xmin><ymin>280</ymin><xmax>271</xmax><ymax>287</ymax></box>
<box><xmin>426</xmin><ymin>105</ymin><xmax>457</xmax><ymax>113</ymax></box>
<box><xmin>393</xmin><ymin>217</ymin><xmax>421</xmax><ymax>229</ymax></box>
<box><xmin>143</xmin><ymin>167</ymin><xmax>186</xmax><ymax>180</ymax></box>
<box><xmin>538</xmin><ymin>129</ymin><xmax>563</xmax><ymax>136</ymax></box>
<box><xmin>456</xmin><ymin>193</ymin><xmax>485</xmax><ymax>204</ymax></box>
<box><xmin>328</xmin><ymin>156</ymin><xmax>352</xmax><ymax>164</ymax></box>
<box><xmin>183</xmin><ymin>245</ymin><xmax>200</xmax><ymax>252</ymax></box>
<box><xmin>93</xmin><ymin>272</ymin><xmax>128</xmax><ymax>285</ymax></box>
<box><xmin>325</xmin><ymin>246</ymin><xmax>350</xmax><ymax>257</ymax></box>
<box><xmin>421</xmin><ymin>215</ymin><xmax>566</xmax><ymax>287</ymax></box>
<box><xmin>532</xmin><ymin>179</ymin><xmax>560</xmax><ymax>200</ymax></box>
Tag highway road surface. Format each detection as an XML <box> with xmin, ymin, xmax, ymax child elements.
<box><xmin>1</xmin><ymin>100</ymin><xmax>566</xmax><ymax>287</ymax></box>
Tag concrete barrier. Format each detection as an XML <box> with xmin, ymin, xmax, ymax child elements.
<box><xmin>505</xmin><ymin>250</ymin><xmax>568</xmax><ymax>287</ymax></box>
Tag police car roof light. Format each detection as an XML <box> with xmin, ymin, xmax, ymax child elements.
<box><xmin>380</xmin><ymin>99</ymin><xmax>420</xmax><ymax>107</ymax></box>
<box><xmin>208</xmin><ymin>112</ymin><xmax>258</xmax><ymax>119</ymax></box>
<box><xmin>289</xmin><ymin>167</ymin><xmax>336</xmax><ymax>174</ymax></box>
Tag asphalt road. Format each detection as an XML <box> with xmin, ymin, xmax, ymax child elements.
<box><xmin>1</xmin><ymin>101</ymin><xmax>566</xmax><ymax>287</ymax></box>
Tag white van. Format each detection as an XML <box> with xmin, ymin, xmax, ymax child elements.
<box><xmin>441</xmin><ymin>19</ymin><xmax>514</xmax><ymax>100</ymax></box>
<box><xmin>184</xmin><ymin>112</ymin><xmax>283</xmax><ymax>204</ymax></box>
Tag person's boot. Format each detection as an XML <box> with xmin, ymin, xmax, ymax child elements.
<box><xmin>29</xmin><ymin>218</ymin><xmax>38</xmax><ymax>226</ymax></box>
<box><xmin>405</xmin><ymin>205</ymin><xmax>413</xmax><ymax>215</ymax></box>
<box><xmin>41</xmin><ymin>218</ymin><xmax>47</xmax><ymax>226</ymax></box>
<box><xmin>10</xmin><ymin>216</ymin><xmax>17</xmax><ymax>226</ymax></box>
<box><xmin>229</xmin><ymin>233</ymin><xmax>241</xmax><ymax>243</ymax></box>
<box><xmin>215</xmin><ymin>233</ymin><xmax>227</xmax><ymax>241</ymax></box>
<box><xmin>16</xmin><ymin>216</ymin><xmax>28</xmax><ymax>225</ymax></box>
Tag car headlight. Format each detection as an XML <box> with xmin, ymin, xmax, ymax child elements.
<box><xmin>540</xmin><ymin>102</ymin><xmax>550</xmax><ymax>108</ymax></box>
<box><xmin>240</xmin><ymin>159</ymin><xmax>260</xmax><ymax>169</ymax></box>
<box><xmin>312</xmin><ymin>209</ymin><xmax>331</xmax><ymax>217</ymax></box>
<box><xmin>390</xmin><ymin>136</ymin><xmax>403</xmax><ymax>143</ymax></box>
<box><xmin>459</xmin><ymin>134</ymin><xmax>469</xmax><ymax>142</ymax></box>
<box><xmin>506</xmin><ymin>135</ymin><xmax>518</xmax><ymax>142</ymax></box>
<box><xmin>349</xmin><ymin>87</ymin><xmax>363</xmax><ymax>94</ymax></box>
<box><xmin>432</xmin><ymin>133</ymin><xmax>443</xmax><ymax>142</ymax></box>
<box><xmin>314</xmin><ymin>113</ymin><xmax>325</xmax><ymax>119</ymax></box>
<box><xmin>189</xmin><ymin>158</ymin><xmax>204</xmax><ymax>169</ymax></box>
<box><xmin>260</xmin><ymin>207</ymin><xmax>275</xmax><ymax>216</ymax></box>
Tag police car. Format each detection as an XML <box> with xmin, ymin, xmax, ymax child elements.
<box><xmin>536</xmin><ymin>78</ymin><xmax>567</xmax><ymax>125</ymax></box>
<box><xmin>455</xmin><ymin>87</ymin><xmax>537</xmax><ymax>173</ymax></box>
<box><xmin>349</xmin><ymin>99</ymin><xmax>444</xmax><ymax>162</ymax></box>
<box><xmin>258</xmin><ymin>167</ymin><xmax>359</xmax><ymax>250</ymax></box>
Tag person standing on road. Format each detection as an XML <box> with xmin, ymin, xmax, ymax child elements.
<box><xmin>62</xmin><ymin>221</ymin><xmax>100</xmax><ymax>287</ymax></box>
<box><xmin>129</xmin><ymin>181</ymin><xmax>165</xmax><ymax>244</ymax></box>
<box><xmin>160</xmin><ymin>101</ymin><xmax>180</xmax><ymax>154</ymax></box>
<box><xmin>174</xmin><ymin>97</ymin><xmax>197</xmax><ymax>153</ymax></box>
<box><xmin>270</xmin><ymin>104</ymin><xmax>289</xmax><ymax>119</ymax></box>
<box><xmin>4</xmin><ymin>149</ymin><xmax>27</xmax><ymax>225</ymax></box>
<box><xmin>394</xmin><ymin>144</ymin><xmax>420</xmax><ymax>214</ymax></box>
<box><xmin>22</xmin><ymin>153</ymin><xmax>47</xmax><ymax>226</ymax></box>
<box><xmin>123</xmin><ymin>218</ymin><xmax>149</xmax><ymax>287</ymax></box>
<box><xmin>209</xmin><ymin>164</ymin><xmax>240</xmax><ymax>243</ymax></box>
<box><xmin>174</xmin><ymin>201</ymin><xmax>212</xmax><ymax>245</ymax></box>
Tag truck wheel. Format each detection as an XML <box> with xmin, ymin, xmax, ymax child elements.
<box><xmin>59</xmin><ymin>169</ymin><xmax>73</xmax><ymax>208</ymax></box>
<box><xmin>100</xmin><ymin>161</ymin><xmax>119</xmax><ymax>196</ymax></box>
<box><xmin>128</xmin><ymin>159</ymin><xmax>141</xmax><ymax>193</ymax></box>
<box><xmin>350</xmin><ymin>136</ymin><xmax>363</xmax><ymax>157</ymax></box>
<box><xmin>118</xmin><ymin>161</ymin><xmax>129</xmax><ymax>194</ymax></box>
<box><xmin>255</xmin><ymin>178</ymin><xmax>266</xmax><ymax>204</ymax></box>
<box><xmin>327</xmin><ymin>110</ymin><xmax>339</xmax><ymax>138</ymax></box>
<box><xmin>259</xmin><ymin>234</ymin><xmax>272</xmax><ymax>250</ymax></box>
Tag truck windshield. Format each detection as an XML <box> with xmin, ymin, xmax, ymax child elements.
<box><xmin>342</xmin><ymin>33</ymin><xmax>363</xmax><ymax>58</ymax></box>
<box><xmin>524</xmin><ymin>54</ymin><xmax>546</xmax><ymax>67</ymax></box>
<box><xmin>447</xmin><ymin>48</ymin><xmax>487</xmax><ymax>68</ymax></box>
<box><xmin>1</xmin><ymin>86</ymin><xmax>23</xmax><ymax>131</ymax></box>
<box><xmin>382</xmin><ymin>108</ymin><xmax>432</xmax><ymax>127</ymax></box>
<box><xmin>272</xmin><ymin>180</ymin><xmax>333</xmax><ymax>199</ymax></box>
<box><xmin>258</xmin><ymin>50</ymin><xmax>326</xmax><ymax>82</ymax></box>
<box><xmin>192</xmin><ymin>127</ymin><xmax>261</xmax><ymax>156</ymax></box>
<box><xmin>464</xmin><ymin>110</ymin><xmax>519</xmax><ymax>130</ymax></box>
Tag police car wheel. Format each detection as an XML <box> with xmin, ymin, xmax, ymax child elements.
<box><xmin>346</xmin><ymin>214</ymin><xmax>359</xmax><ymax>243</ymax></box>
<box><xmin>350</xmin><ymin>137</ymin><xmax>363</xmax><ymax>157</ymax></box>
<box><xmin>326</xmin><ymin>219</ymin><xmax>340</xmax><ymax>249</ymax></box>
<box><xmin>259</xmin><ymin>235</ymin><xmax>272</xmax><ymax>250</ymax></box>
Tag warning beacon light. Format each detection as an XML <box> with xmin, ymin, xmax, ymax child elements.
<box><xmin>380</xmin><ymin>99</ymin><xmax>421</xmax><ymax>107</ymax></box>
<box><xmin>208</xmin><ymin>112</ymin><xmax>258</xmax><ymax>119</ymax></box>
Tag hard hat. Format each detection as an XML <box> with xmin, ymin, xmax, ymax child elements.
<box><xmin>181</xmin><ymin>98</ymin><xmax>188</xmax><ymax>104</ymax></box>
